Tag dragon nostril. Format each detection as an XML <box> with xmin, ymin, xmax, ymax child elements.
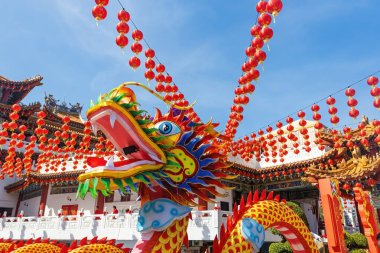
<box><xmin>123</xmin><ymin>145</ymin><xmax>139</xmax><ymax>155</ymax></box>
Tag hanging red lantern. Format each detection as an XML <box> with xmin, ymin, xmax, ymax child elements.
<box><xmin>326</xmin><ymin>96</ymin><xmax>339</xmax><ymax>125</ymax></box>
<box><xmin>132</xmin><ymin>30</ymin><xmax>144</xmax><ymax>41</ymax></box>
<box><xmin>256</xmin><ymin>1</ymin><xmax>268</xmax><ymax>13</ymax></box>
<box><xmin>131</xmin><ymin>42</ymin><xmax>143</xmax><ymax>55</ymax></box>
<box><xmin>145</xmin><ymin>70</ymin><xmax>155</xmax><ymax>81</ymax></box>
<box><xmin>367</xmin><ymin>76</ymin><xmax>380</xmax><ymax>109</ymax></box>
<box><xmin>92</xmin><ymin>5</ymin><xmax>107</xmax><ymax>21</ymax></box>
<box><xmin>367</xmin><ymin>178</ymin><xmax>376</xmax><ymax>187</ymax></box>
<box><xmin>345</xmin><ymin>87</ymin><xmax>360</xmax><ymax>119</ymax></box>
<box><xmin>250</xmin><ymin>25</ymin><xmax>262</xmax><ymax>37</ymax></box>
<box><xmin>255</xmin><ymin>50</ymin><xmax>267</xmax><ymax>64</ymax></box>
<box><xmin>267</xmin><ymin>0</ymin><xmax>283</xmax><ymax>17</ymax></box>
<box><xmin>129</xmin><ymin>56</ymin><xmax>141</xmax><ymax>70</ymax></box>
<box><xmin>116</xmin><ymin>21</ymin><xmax>129</xmax><ymax>34</ymax></box>
<box><xmin>116</xmin><ymin>34</ymin><xmax>128</xmax><ymax>48</ymax></box>
<box><xmin>258</xmin><ymin>13</ymin><xmax>272</xmax><ymax>27</ymax></box>
<box><xmin>259</xmin><ymin>27</ymin><xmax>274</xmax><ymax>43</ymax></box>
<box><xmin>118</xmin><ymin>9</ymin><xmax>130</xmax><ymax>22</ymax></box>
<box><xmin>251</xmin><ymin>37</ymin><xmax>264</xmax><ymax>50</ymax></box>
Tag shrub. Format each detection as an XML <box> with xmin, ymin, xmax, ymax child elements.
<box><xmin>349</xmin><ymin>249</ymin><xmax>368</xmax><ymax>253</ymax></box>
<box><xmin>350</xmin><ymin>232</ymin><xmax>368</xmax><ymax>248</ymax></box>
<box><xmin>269</xmin><ymin>241</ymin><xmax>293</xmax><ymax>253</ymax></box>
<box><xmin>286</xmin><ymin>201</ymin><xmax>309</xmax><ymax>227</ymax></box>
<box><xmin>344</xmin><ymin>231</ymin><xmax>356</xmax><ymax>249</ymax></box>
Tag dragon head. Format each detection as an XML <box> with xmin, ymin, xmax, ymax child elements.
<box><xmin>77</xmin><ymin>83</ymin><xmax>232</xmax><ymax>206</ymax></box>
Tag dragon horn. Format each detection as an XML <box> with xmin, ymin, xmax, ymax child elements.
<box><xmin>120</xmin><ymin>82</ymin><xmax>196</xmax><ymax>110</ymax></box>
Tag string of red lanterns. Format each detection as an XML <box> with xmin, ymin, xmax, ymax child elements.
<box><xmin>232</xmin><ymin>73</ymin><xmax>380</xmax><ymax>164</ymax></box>
<box><xmin>224</xmin><ymin>0</ymin><xmax>283</xmax><ymax>146</ymax></box>
<box><xmin>89</xmin><ymin>1</ymin><xmax>200</xmax><ymax>122</ymax></box>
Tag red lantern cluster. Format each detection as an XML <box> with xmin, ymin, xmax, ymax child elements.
<box><xmin>129</xmin><ymin>30</ymin><xmax>143</xmax><ymax>70</ymax></box>
<box><xmin>367</xmin><ymin>76</ymin><xmax>380</xmax><ymax>109</ymax></box>
<box><xmin>345</xmin><ymin>87</ymin><xmax>360</xmax><ymax>119</ymax></box>
<box><xmin>116</xmin><ymin>10</ymin><xmax>131</xmax><ymax>49</ymax></box>
<box><xmin>343</xmin><ymin>126</ymin><xmax>353</xmax><ymax>148</ymax></box>
<box><xmin>374</xmin><ymin>120</ymin><xmax>380</xmax><ymax>144</ymax></box>
<box><xmin>276</xmin><ymin>121</ymin><xmax>287</xmax><ymax>163</ymax></box>
<box><xmin>297</xmin><ymin>111</ymin><xmax>310</xmax><ymax>153</ymax></box>
<box><xmin>144</xmin><ymin>49</ymin><xmax>156</xmax><ymax>82</ymax></box>
<box><xmin>225</xmin><ymin>0</ymin><xmax>283</xmax><ymax>142</ymax></box>
<box><xmin>1</xmin><ymin>104</ymin><xmax>26</xmax><ymax>177</ymax></box>
<box><xmin>358</xmin><ymin>121</ymin><xmax>369</xmax><ymax>147</ymax></box>
<box><xmin>311</xmin><ymin>104</ymin><xmax>324</xmax><ymax>151</ymax></box>
<box><xmin>326</xmin><ymin>96</ymin><xmax>339</xmax><ymax>125</ymax></box>
<box><xmin>92</xmin><ymin>0</ymin><xmax>109</xmax><ymax>21</ymax></box>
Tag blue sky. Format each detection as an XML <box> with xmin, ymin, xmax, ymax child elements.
<box><xmin>1</xmin><ymin>1</ymin><xmax>379</xmax><ymax>138</ymax></box>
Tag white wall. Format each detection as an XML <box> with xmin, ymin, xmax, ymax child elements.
<box><xmin>104</xmin><ymin>190</ymin><xmax>140</xmax><ymax>214</ymax></box>
<box><xmin>214</xmin><ymin>188</ymin><xmax>233</xmax><ymax>211</ymax></box>
<box><xmin>45</xmin><ymin>185</ymin><xmax>96</xmax><ymax>216</ymax></box>
<box><xmin>0</xmin><ymin>175</ymin><xmax>19</xmax><ymax>216</ymax></box>
<box><xmin>294</xmin><ymin>198</ymin><xmax>318</xmax><ymax>234</ymax></box>
<box><xmin>19</xmin><ymin>196</ymin><xmax>41</xmax><ymax>217</ymax></box>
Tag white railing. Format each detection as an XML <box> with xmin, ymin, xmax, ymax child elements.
<box><xmin>0</xmin><ymin>210</ymin><xmax>230</xmax><ymax>242</ymax></box>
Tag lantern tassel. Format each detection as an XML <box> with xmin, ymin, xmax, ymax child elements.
<box><xmin>267</xmin><ymin>43</ymin><xmax>270</xmax><ymax>51</ymax></box>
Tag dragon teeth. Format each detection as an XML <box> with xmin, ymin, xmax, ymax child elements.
<box><xmin>110</xmin><ymin>112</ymin><xmax>116</xmax><ymax>128</ymax></box>
<box><xmin>106</xmin><ymin>156</ymin><xmax>115</xmax><ymax>167</ymax></box>
<box><xmin>91</xmin><ymin>124</ymin><xmax>98</xmax><ymax>134</ymax></box>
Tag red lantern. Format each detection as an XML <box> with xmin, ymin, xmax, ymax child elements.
<box><xmin>129</xmin><ymin>56</ymin><xmax>141</xmax><ymax>70</ymax></box>
<box><xmin>145</xmin><ymin>70</ymin><xmax>155</xmax><ymax>81</ymax></box>
<box><xmin>145</xmin><ymin>48</ymin><xmax>155</xmax><ymax>58</ymax></box>
<box><xmin>116</xmin><ymin>34</ymin><xmax>128</xmax><ymax>48</ymax></box>
<box><xmin>259</xmin><ymin>27</ymin><xmax>274</xmax><ymax>43</ymax></box>
<box><xmin>267</xmin><ymin>0</ymin><xmax>283</xmax><ymax>16</ymax></box>
<box><xmin>132</xmin><ymin>30</ymin><xmax>143</xmax><ymax>41</ymax></box>
<box><xmin>92</xmin><ymin>5</ymin><xmax>107</xmax><ymax>21</ymax></box>
<box><xmin>131</xmin><ymin>42</ymin><xmax>143</xmax><ymax>54</ymax></box>
<box><xmin>156</xmin><ymin>64</ymin><xmax>166</xmax><ymax>73</ymax></box>
<box><xmin>95</xmin><ymin>0</ymin><xmax>109</xmax><ymax>6</ymax></box>
<box><xmin>118</xmin><ymin>10</ymin><xmax>130</xmax><ymax>22</ymax></box>
<box><xmin>255</xmin><ymin>50</ymin><xmax>267</xmax><ymax>64</ymax></box>
<box><xmin>367</xmin><ymin>76</ymin><xmax>379</xmax><ymax>86</ymax></box>
<box><xmin>367</xmin><ymin>178</ymin><xmax>376</xmax><ymax>187</ymax></box>
<box><xmin>256</xmin><ymin>1</ymin><xmax>267</xmax><ymax>13</ymax></box>
<box><xmin>258</xmin><ymin>13</ymin><xmax>272</xmax><ymax>27</ymax></box>
<box><xmin>250</xmin><ymin>25</ymin><xmax>262</xmax><ymax>37</ymax></box>
<box><xmin>116</xmin><ymin>21</ymin><xmax>129</xmax><ymax>34</ymax></box>
<box><xmin>251</xmin><ymin>37</ymin><xmax>264</xmax><ymax>50</ymax></box>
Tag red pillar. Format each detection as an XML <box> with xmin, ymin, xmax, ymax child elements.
<box><xmin>95</xmin><ymin>191</ymin><xmax>105</xmax><ymax>212</ymax></box>
<box><xmin>319</xmin><ymin>178</ymin><xmax>347</xmax><ymax>253</ymax></box>
<box><xmin>353</xmin><ymin>187</ymin><xmax>380</xmax><ymax>253</ymax></box>
<box><xmin>39</xmin><ymin>184</ymin><xmax>49</xmax><ymax>216</ymax></box>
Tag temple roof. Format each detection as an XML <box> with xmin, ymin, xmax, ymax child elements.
<box><xmin>44</xmin><ymin>94</ymin><xmax>83</xmax><ymax>117</ymax></box>
<box><xmin>0</xmin><ymin>75</ymin><xmax>43</xmax><ymax>105</ymax></box>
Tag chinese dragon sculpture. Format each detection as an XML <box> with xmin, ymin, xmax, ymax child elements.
<box><xmin>0</xmin><ymin>83</ymin><xmax>318</xmax><ymax>252</ymax></box>
<box><xmin>73</xmin><ymin>83</ymin><xmax>318</xmax><ymax>253</ymax></box>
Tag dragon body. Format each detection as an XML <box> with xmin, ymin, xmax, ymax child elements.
<box><xmin>0</xmin><ymin>237</ymin><xmax>129</xmax><ymax>253</ymax></box>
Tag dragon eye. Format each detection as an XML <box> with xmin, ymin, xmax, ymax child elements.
<box><xmin>155</xmin><ymin>121</ymin><xmax>180</xmax><ymax>136</ymax></box>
